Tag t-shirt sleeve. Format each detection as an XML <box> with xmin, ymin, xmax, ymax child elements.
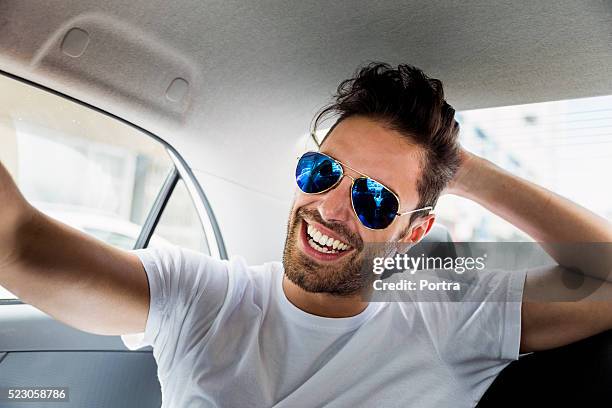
<box><xmin>120</xmin><ymin>244</ymin><xmax>229</xmax><ymax>374</ymax></box>
<box><xmin>416</xmin><ymin>268</ymin><xmax>527</xmax><ymax>401</ymax></box>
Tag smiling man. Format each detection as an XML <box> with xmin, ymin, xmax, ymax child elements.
<box><xmin>282</xmin><ymin>114</ymin><xmax>443</xmax><ymax>316</ymax></box>
<box><xmin>1</xmin><ymin>63</ymin><xmax>612</xmax><ymax>408</ymax></box>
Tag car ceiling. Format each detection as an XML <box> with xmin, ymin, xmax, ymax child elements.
<box><xmin>0</xmin><ymin>0</ymin><xmax>610</xmax><ymax>260</ymax></box>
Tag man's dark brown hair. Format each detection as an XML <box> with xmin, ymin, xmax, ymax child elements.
<box><xmin>313</xmin><ymin>62</ymin><xmax>461</xmax><ymax>223</ymax></box>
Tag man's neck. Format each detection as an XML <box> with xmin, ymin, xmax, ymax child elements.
<box><xmin>282</xmin><ymin>275</ymin><xmax>369</xmax><ymax>318</ymax></box>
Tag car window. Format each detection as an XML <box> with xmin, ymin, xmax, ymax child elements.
<box><xmin>149</xmin><ymin>179</ymin><xmax>211</xmax><ymax>254</ymax></box>
<box><xmin>0</xmin><ymin>74</ymin><xmax>174</xmax><ymax>299</ymax></box>
<box><xmin>436</xmin><ymin>94</ymin><xmax>612</xmax><ymax>241</ymax></box>
<box><xmin>82</xmin><ymin>228</ymin><xmax>138</xmax><ymax>251</ymax></box>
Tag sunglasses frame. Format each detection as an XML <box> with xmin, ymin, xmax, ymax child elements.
<box><xmin>296</xmin><ymin>151</ymin><xmax>434</xmax><ymax>230</ymax></box>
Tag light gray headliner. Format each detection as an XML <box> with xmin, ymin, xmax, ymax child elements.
<box><xmin>0</xmin><ymin>0</ymin><xmax>611</xmax><ymax>204</ymax></box>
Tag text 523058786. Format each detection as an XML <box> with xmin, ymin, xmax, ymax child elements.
<box><xmin>0</xmin><ymin>387</ymin><xmax>69</xmax><ymax>402</ymax></box>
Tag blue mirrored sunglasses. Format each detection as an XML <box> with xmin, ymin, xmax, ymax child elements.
<box><xmin>296</xmin><ymin>151</ymin><xmax>433</xmax><ymax>230</ymax></box>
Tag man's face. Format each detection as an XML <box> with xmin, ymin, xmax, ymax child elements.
<box><xmin>282</xmin><ymin>116</ymin><xmax>434</xmax><ymax>296</ymax></box>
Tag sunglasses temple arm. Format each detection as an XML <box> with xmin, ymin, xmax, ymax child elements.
<box><xmin>310</xmin><ymin>132</ymin><xmax>321</xmax><ymax>148</ymax></box>
<box><xmin>397</xmin><ymin>206</ymin><xmax>434</xmax><ymax>216</ymax></box>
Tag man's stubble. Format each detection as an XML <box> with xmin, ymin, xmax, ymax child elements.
<box><xmin>282</xmin><ymin>207</ymin><xmax>374</xmax><ymax>297</ymax></box>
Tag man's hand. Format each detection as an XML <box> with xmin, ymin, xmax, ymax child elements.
<box><xmin>442</xmin><ymin>147</ymin><xmax>478</xmax><ymax>197</ymax></box>
<box><xmin>442</xmin><ymin>147</ymin><xmax>612</xmax><ymax>352</ymax></box>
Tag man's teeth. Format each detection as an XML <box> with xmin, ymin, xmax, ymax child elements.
<box><xmin>306</xmin><ymin>223</ymin><xmax>351</xmax><ymax>254</ymax></box>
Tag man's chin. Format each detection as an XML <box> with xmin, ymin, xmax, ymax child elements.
<box><xmin>283</xmin><ymin>249</ymin><xmax>368</xmax><ymax>297</ymax></box>
<box><xmin>282</xmin><ymin>213</ymin><xmax>367</xmax><ymax>296</ymax></box>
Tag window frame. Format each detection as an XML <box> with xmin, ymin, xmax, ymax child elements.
<box><xmin>134</xmin><ymin>167</ymin><xmax>179</xmax><ymax>250</ymax></box>
<box><xmin>0</xmin><ymin>70</ymin><xmax>227</xmax><ymax>305</ymax></box>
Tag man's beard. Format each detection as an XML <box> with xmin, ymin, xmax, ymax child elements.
<box><xmin>282</xmin><ymin>207</ymin><xmax>372</xmax><ymax>297</ymax></box>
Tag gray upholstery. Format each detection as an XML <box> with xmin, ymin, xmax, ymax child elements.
<box><xmin>0</xmin><ymin>351</ymin><xmax>161</xmax><ymax>408</ymax></box>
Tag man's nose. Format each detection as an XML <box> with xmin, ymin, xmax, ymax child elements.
<box><xmin>317</xmin><ymin>176</ymin><xmax>354</xmax><ymax>224</ymax></box>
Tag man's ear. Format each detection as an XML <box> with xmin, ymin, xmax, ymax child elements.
<box><xmin>399</xmin><ymin>214</ymin><xmax>436</xmax><ymax>245</ymax></box>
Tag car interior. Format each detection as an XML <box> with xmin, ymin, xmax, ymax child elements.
<box><xmin>0</xmin><ymin>1</ymin><xmax>611</xmax><ymax>407</ymax></box>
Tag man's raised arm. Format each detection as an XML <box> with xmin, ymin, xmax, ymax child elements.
<box><xmin>0</xmin><ymin>159</ymin><xmax>150</xmax><ymax>335</ymax></box>
<box><xmin>445</xmin><ymin>149</ymin><xmax>612</xmax><ymax>353</ymax></box>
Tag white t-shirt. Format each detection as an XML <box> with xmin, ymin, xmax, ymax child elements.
<box><xmin>122</xmin><ymin>245</ymin><xmax>526</xmax><ymax>408</ymax></box>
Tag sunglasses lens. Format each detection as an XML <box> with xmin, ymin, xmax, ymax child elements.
<box><xmin>296</xmin><ymin>152</ymin><xmax>343</xmax><ymax>194</ymax></box>
<box><xmin>351</xmin><ymin>178</ymin><xmax>399</xmax><ymax>229</ymax></box>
